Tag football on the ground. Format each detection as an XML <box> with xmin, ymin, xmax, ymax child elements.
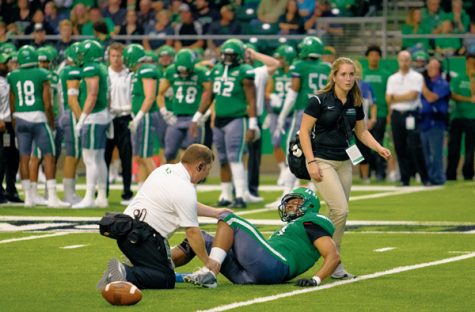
<box><xmin>101</xmin><ymin>281</ymin><xmax>142</xmax><ymax>306</ymax></box>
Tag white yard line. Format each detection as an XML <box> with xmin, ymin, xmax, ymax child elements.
<box><xmin>0</xmin><ymin>232</ymin><xmax>70</xmax><ymax>244</ymax></box>
<box><xmin>198</xmin><ymin>252</ymin><xmax>475</xmax><ymax>312</ymax></box>
<box><xmin>60</xmin><ymin>244</ymin><xmax>87</xmax><ymax>249</ymax></box>
<box><xmin>374</xmin><ymin>247</ymin><xmax>396</xmax><ymax>252</ymax></box>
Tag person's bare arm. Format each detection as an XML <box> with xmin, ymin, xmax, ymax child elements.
<box><xmin>247</xmin><ymin>48</ymin><xmax>279</xmax><ymax>76</ymax></box>
<box><xmin>300</xmin><ymin>113</ymin><xmax>323</xmax><ymax>181</ymax></box>
<box><xmin>355</xmin><ymin>120</ymin><xmax>391</xmax><ymax>160</ymax></box>
<box><xmin>42</xmin><ymin>81</ymin><xmax>54</xmax><ymax>129</ymax></box>
<box><xmin>312</xmin><ymin>236</ymin><xmax>340</xmax><ymax>282</ymax></box>
<box><xmin>156</xmin><ymin>78</ymin><xmax>171</xmax><ymax>110</ymax></box>
<box><xmin>67</xmin><ymin>79</ymin><xmax>81</xmax><ymax>119</ymax></box>
<box><xmin>82</xmin><ymin>76</ymin><xmax>99</xmax><ymax>115</ymax></box>
<box><xmin>197</xmin><ymin>202</ymin><xmax>232</xmax><ymax>219</ymax></box>
<box><xmin>185</xmin><ymin>226</ymin><xmax>209</xmax><ymax>265</ymax></box>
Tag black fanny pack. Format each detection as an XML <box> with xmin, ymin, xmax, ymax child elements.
<box><xmin>98</xmin><ymin>209</ymin><xmax>155</xmax><ymax>244</ymax></box>
<box><xmin>287</xmin><ymin>134</ymin><xmax>311</xmax><ymax>180</ymax></box>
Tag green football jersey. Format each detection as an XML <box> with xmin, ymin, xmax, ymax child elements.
<box><xmin>79</xmin><ymin>62</ymin><xmax>109</xmax><ymax>113</ymax></box>
<box><xmin>131</xmin><ymin>63</ymin><xmax>159</xmax><ymax>115</ymax></box>
<box><xmin>271</xmin><ymin>67</ymin><xmax>292</xmax><ymax>114</ymax></box>
<box><xmin>290</xmin><ymin>59</ymin><xmax>331</xmax><ymax>111</ymax></box>
<box><xmin>58</xmin><ymin>65</ymin><xmax>81</xmax><ymax>112</ymax></box>
<box><xmin>210</xmin><ymin>63</ymin><xmax>255</xmax><ymax>117</ymax></box>
<box><xmin>47</xmin><ymin>70</ymin><xmax>60</xmax><ymax>118</ymax></box>
<box><xmin>7</xmin><ymin>67</ymin><xmax>49</xmax><ymax>113</ymax></box>
<box><xmin>450</xmin><ymin>73</ymin><xmax>475</xmax><ymax>119</ymax></box>
<box><xmin>268</xmin><ymin>213</ymin><xmax>335</xmax><ymax>279</ymax></box>
<box><xmin>164</xmin><ymin>65</ymin><xmax>209</xmax><ymax>115</ymax></box>
<box><xmin>158</xmin><ymin>64</ymin><xmax>173</xmax><ymax>111</ymax></box>
<box><xmin>363</xmin><ymin>67</ymin><xmax>390</xmax><ymax>118</ymax></box>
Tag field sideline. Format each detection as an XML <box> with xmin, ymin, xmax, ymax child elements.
<box><xmin>0</xmin><ymin>180</ymin><xmax>474</xmax><ymax>311</ymax></box>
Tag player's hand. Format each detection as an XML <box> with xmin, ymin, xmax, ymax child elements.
<box><xmin>128</xmin><ymin>119</ymin><xmax>139</xmax><ymax>134</ymax></box>
<box><xmin>246</xmin><ymin>129</ymin><xmax>255</xmax><ymax>143</ymax></box>
<box><xmin>295</xmin><ymin>278</ymin><xmax>319</xmax><ymax>287</ymax></box>
<box><xmin>75</xmin><ymin>113</ymin><xmax>87</xmax><ymax>138</ymax></box>
<box><xmin>214</xmin><ymin>208</ymin><xmax>233</xmax><ymax>219</ymax></box>
<box><xmin>160</xmin><ymin>107</ymin><xmax>177</xmax><ymax>126</ymax></box>
<box><xmin>377</xmin><ymin>147</ymin><xmax>391</xmax><ymax>161</ymax></box>
<box><xmin>189</xmin><ymin>121</ymin><xmax>199</xmax><ymax>138</ymax></box>
<box><xmin>206</xmin><ymin>258</ymin><xmax>221</xmax><ymax>276</ymax></box>
<box><xmin>273</xmin><ymin>115</ymin><xmax>285</xmax><ymax>138</ymax></box>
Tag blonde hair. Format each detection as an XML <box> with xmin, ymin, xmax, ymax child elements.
<box><xmin>181</xmin><ymin>144</ymin><xmax>215</xmax><ymax>165</ymax></box>
<box><xmin>318</xmin><ymin>57</ymin><xmax>363</xmax><ymax>107</ymax></box>
<box><xmin>59</xmin><ymin>19</ymin><xmax>72</xmax><ymax>29</ymax></box>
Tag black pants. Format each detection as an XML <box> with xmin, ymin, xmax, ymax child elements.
<box><xmin>391</xmin><ymin>111</ymin><xmax>429</xmax><ymax>185</ymax></box>
<box><xmin>370</xmin><ymin>117</ymin><xmax>387</xmax><ymax>180</ymax></box>
<box><xmin>446</xmin><ymin>118</ymin><xmax>475</xmax><ymax>180</ymax></box>
<box><xmin>0</xmin><ymin>122</ymin><xmax>20</xmax><ymax>197</ymax></box>
<box><xmin>105</xmin><ymin>115</ymin><xmax>133</xmax><ymax>199</ymax></box>
<box><xmin>247</xmin><ymin>122</ymin><xmax>262</xmax><ymax>196</ymax></box>
<box><xmin>117</xmin><ymin>222</ymin><xmax>175</xmax><ymax>289</ymax></box>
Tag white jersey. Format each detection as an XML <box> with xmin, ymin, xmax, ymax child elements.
<box><xmin>0</xmin><ymin>76</ymin><xmax>11</xmax><ymax>122</ymax></box>
<box><xmin>254</xmin><ymin>65</ymin><xmax>269</xmax><ymax>117</ymax></box>
<box><xmin>108</xmin><ymin>66</ymin><xmax>131</xmax><ymax>116</ymax></box>
<box><xmin>124</xmin><ymin>163</ymin><xmax>199</xmax><ymax>239</ymax></box>
<box><xmin>386</xmin><ymin>69</ymin><xmax>423</xmax><ymax>112</ymax></box>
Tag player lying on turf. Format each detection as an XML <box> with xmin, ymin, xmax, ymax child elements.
<box><xmin>172</xmin><ymin>187</ymin><xmax>340</xmax><ymax>288</ymax></box>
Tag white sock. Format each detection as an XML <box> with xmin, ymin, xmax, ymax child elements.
<box><xmin>283</xmin><ymin>167</ymin><xmax>297</xmax><ymax>194</ymax></box>
<box><xmin>209</xmin><ymin>247</ymin><xmax>227</xmax><ymax>265</ymax></box>
<box><xmin>94</xmin><ymin>149</ymin><xmax>108</xmax><ymax>190</ymax></box>
<box><xmin>31</xmin><ymin>182</ymin><xmax>38</xmax><ymax>197</ymax></box>
<box><xmin>220</xmin><ymin>182</ymin><xmax>233</xmax><ymax>201</ymax></box>
<box><xmin>63</xmin><ymin>178</ymin><xmax>75</xmax><ymax>199</ymax></box>
<box><xmin>21</xmin><ymin>180</ymin><xmax>31</xmax><ymax>201</ymax></box>
<box><xmin>82</xmin><ymin>149</ymin><xmax>97</xmax><ymax>201</ymax></box>
<box><xmin>243</xmin><ymin>169</ymin><xmax>249</xmax><ymax>194</ymax></box>
<box><xmin>230</xmin><ymin>162</ymin><xmax>245</xmax><ymax>199</ymax></box>
<box><xmin>278</xmin><ymin>162</ymin><xmax>286</xmax><ymax>171</ymax></box>
<box><xmin>46</xmin><ymin>179</ymin><xmax>58</xmax><ymax>200</ymax></box>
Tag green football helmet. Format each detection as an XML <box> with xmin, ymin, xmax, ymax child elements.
<box><xmin>157</xmin><ymin>45</ymin><xmax>176</xmax><ymax>58</ymax></box>
<box><xmin>274</xmin><ymin>44</ymin><xmax>297</xmax><ymax>65</ymax></box>
<box><xmin>278</xmin><ymin>187</ymin><xmax>320</xmax><ymax>222</ymax></box>
<box><xmin>77</xmin><ymin>40</ymin><xmax>104</xmax><ymax>65</ymax></box>
<box><xmin>298</xmin><ymin>36</ymin><xmax>324</xmax><ymax>59</ymax></box>
<box><xmin>413</xmin><ymin>50</ymin><xmax>429</xmax><ymax>62</ymax></box>
<box><xmin>37</xmin><ymin>47</ymin><xmax>53</xmax><ymax>62</ymax></box>
<box><xmin>65</xmin><ymin>42</ymin><xmax>81</xmax><ymax>65</ymax></box>
<box><xmin>123</xmin><ymin>44</ymin><xmax>146</xmax><ymax>69</ymax></box>
<box><xmin>0</xmin><ymin>43</ymin><xmax>17</xmax><ymax>54</ymax></box>
<box><xmin>144</xmin><ymin>50</ymin><xmax>158</xmax><ymax>63</ymax></box>
<box><xmin>220</xmin><ymin>39</ymin><xmax>245</xmax><ymax>66</ymax></box>
<box><xmin>174</xmin><ymin>48</ymin><xmax>196</xmax><ymax>78</ymax></box>
<box><xmin>17</xmin><ymin>45</ymin><xmax>38</xmax><ymax>68</ymax></box>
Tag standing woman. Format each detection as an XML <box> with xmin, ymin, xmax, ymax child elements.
<box><xmin>299</xmin><ymin>57</ymin><xmax>391</xmax><ymax>278</ymax></box>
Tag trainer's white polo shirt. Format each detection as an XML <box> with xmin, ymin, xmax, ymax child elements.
<box><xmin>386</xmin><ymin>69</ymin><xmax>423</xmax><ymax>112</ymax></box>
<box><xmin>108</xmin><ymin>66</ymin><xmax>131</xmax><ymax>116</ymax></box>
<box><xmin>124</xmin><ymin>163</ymin><xmax>198</xmax><ymax>239</ymax></box>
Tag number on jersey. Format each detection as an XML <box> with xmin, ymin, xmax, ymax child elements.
<box><xmin>16</xmin><ymin>80</ymin><xmax>36</xmax><ymax>106</ymax></box>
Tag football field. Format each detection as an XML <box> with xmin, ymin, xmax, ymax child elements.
<box><xmin>1</xmin><ymin>179</ymin><xmax>474</xmax><ymax>311</ymax></box>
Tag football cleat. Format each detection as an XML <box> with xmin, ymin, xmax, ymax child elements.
<box><xmin>331</xmin><ymin>262</ymin><xmax>356</xmax><ymax>280</ymax></box>
<box><xmin>216</xmin><ymin>198</ymin><xmax>232</xmax><ymax>207</ymax></box>
<box><xmin>243</xmin><ymin>191</ymin><xmax>263</xmax><ymax>204</ymax></box>
<box><xmin>184</xmin><ymin>267</ymin><xmax>217</xmax><ymax>288</ymax></box>
<box><xmin>97</xmin><ymin>258</ymin><xmax>127</xmax><ymax>290</ymax></box>
<box><xmin>228</xmin><ymin>197</ymin><xmax>246</xmax><ymax>209</ymax></box>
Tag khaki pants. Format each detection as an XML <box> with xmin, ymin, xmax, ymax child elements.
<box><xmin>314</xmin><ymin>158</ymin><xmax>352</xmax><ymax>251</ymax></box>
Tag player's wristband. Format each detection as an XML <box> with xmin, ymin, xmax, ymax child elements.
<box><xmin>192</xmin><ymin>111</ymin><xmax>203</xmax><ymax>123</ymax></box>
<box><xmin>249</xmin><ymin>117</ymin><xmax>258</xmax><ymax>130</ymax></box>
<box><xmin>67</xmin><ymin>88</ymin><xmax>79</xmax><ymax>96</ymax></box>
<box><xmin>312</xmin><ymin>276</ymin><xmax>321</xmax><ymax>286</ymax></box>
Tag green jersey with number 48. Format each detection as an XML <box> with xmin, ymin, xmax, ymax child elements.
<box><xmin>58</xmin><ymin>65</ymin><xmax>81</xmax><ymax>112</ymax></box>
<box><xmin>7</xmin><ymin>67</ymin><xmax>49</xmax><ymax>113</ymax></box>
<box><xmin>79</xmin><ymin>62</ymin><xmax>109</xmax><ymax>113</ymax></box>
<box><xmin>271</xmin><ymin>67</ymin><xmax>292</xmax><ymax>114</ymax></box>
<box><xmin>290</xmin><ymin>59</ymin><xmax>331</xmax><ymax>111</ymax></box>
<box><xmin>164</xmin><ymin>65</ymin><xmax>209</xmax><ymax>115</ymax></box>
<box><xmin>268</xmin><ymin>213</ymin><xmax>335</xmax><ymax>279</ymax></box>
<box><xmin>131</xmin><ymin>63</ymin><xmax>159</xmax><ymax>115</ymax></box>
<box><xmin>210</xmin><ymin>63</ymin><xmax>255</xmax><ymax>117</ymax></box>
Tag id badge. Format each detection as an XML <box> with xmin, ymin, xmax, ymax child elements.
<box><xmin>3</xmin><ymin>133</ymin><xmax>10</xmax><ymax>147</ymax></box>
<box><xmin>346</xmin><ymin>144</ymin><xmax>365</xmax><ymax>165</ymax></box>
<box><xmin>406</xmin><ymin>116</ymin><xmax>415</xmax><ymax>130</ymax></box>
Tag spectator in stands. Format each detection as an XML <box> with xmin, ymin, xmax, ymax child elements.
<box><xmin>446</xmin><ymin>53</ymin><xmax>475</xmax><ymax>181</ymax></box>
<box><xmin>207</xmin><ymin>5</ymin><xmax>241</xmax><ymax>50</ymax></box>
<box><xmin>401</xmin><ymin>8</ymin><xmax>432</xmax><ymax>52</ymax></box>
<box><xmin>0</xmin><ymin>22</ymin><xmax>9</xmax><ymax>47</ymax></box>
<box><xmin>25</xmin><ymin>9</ymin><xmax>55</xmax><ymax>35</ymax></box>
<box><xmin>194</xmin><ymin>0</ymin><xmax>219</xmax><ymax>34</ymax></box>
<box><xmin>138</xmin><ymin>0</ymin><xmax>156</xmax><ymax>29</ymax></box>
<box><xmin>297</xmin><ymin>0</ymin><xmax>315</xmax><ymax>20</ymax></box>
<box><xmin>30</xmin><ymin>23</ymin><xmax>50</xmax><ymax>48</ymax></box>
<box><xmin>460</xmin><ymin>21</ymin><xmax>475</xmax><ymax>56</ymax></box>
<box><xmin>321</xmin><ymin>45</ymin><xmax>336</xmax><ymax>64</ymax></box>
<box><xmin>144</xmin><ymin>10</ymin><xmax>174</xmax><ymax>50</ymax></box>
<box><xmin>174</xmin><ymin>4</ymin><xmax>204</xmax><ymax>50</ymax></box>
<box><xmin>56</xmin><ymin>20</ymin><xmax>76</xmax><ymax>62</ymax></box>
<box><xmin>82</xmin><ymin>7</ymin><xmax>115</xmax><ymax>36</ymax></box>
<box><xmin>257</xmin><ymin>0</ymin><xmax>289</xmax><ymax>24</ymax></box>
<box><xmin>102</xmin><ymin>0</ymin><xmax>127</xmax><ymax>34</ymax></box>
<box><xmin>435</xmin><ymin>20</ymin><xmax>462</xmax><ymax>56</ymax></box>
<box><xmin>421</xmin><ymin>0</ymin><xmax>447</xmax><ymax>34</ymax></box>
<box><xmin>446</xmin><ymin>0</ymin><xmax>469</xmax><ymax>33</ymax></box>
<box><xmin>278</xmin><ymin>0</ymin><xmax>305</xmax><ymax>35</ymax></box>
<box><xmin>14</xmin><ymin>0</ymin><xmax>33</xmax><ymax>34</ymax></box>
<box><xmin>93</xmin><ymin>21</ymin><xmax>113</xmax><ymax>49</ymax></box>
<box><xmin>70</xmin><ymin>3</ymin><xmax>89</xmax><ymax>35</ymax></box>
<box><xmin>420</xmin><ymin>58</ymin><xmax>450</xmax><ymax>185</ymax></box>
<box><xmin>305</xmin><ymin>0</ymin><xmax>343</xmax><ymax>46</ymax></box>
<box><xmin>44</xmin><ymin>2</ymin><xmax>65</xmax><ymax>34</ymax></box>
<box><xmin>119</xmin><ymin>10</ymin><xmax>145</xmax><ymax>46</ymax></box>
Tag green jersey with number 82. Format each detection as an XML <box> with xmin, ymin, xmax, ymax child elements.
<box><xmin>164</xmin><ymin>65</ymin><xmax>209</xmax><ymax>115</ymax></box>
<box><xmin>7</xmin><ymin>67</ymin><xmax>49</xmax><ymax>113</ymax></box>
<box><xmin>271</xmin><ymin>67</ymin><xmax>292</xmax><ymax>114</ymax></box>
<box><xmin>210</xmin><ymin>63</ymin><xmax>255</xmax><ymax>117</ymax></box>
<box><xmin>290</xmin><ymin>59</ymin><xmax>331</xmax><ymax>111</ymax></box>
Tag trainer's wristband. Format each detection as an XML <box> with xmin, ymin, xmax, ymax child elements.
<box><xmin>249</xmin><ymin>117</ymin><xmax>258</xmax><ymax>130</ymax></box>
<box><xmin>192</xmin><ymin>111</ymin><xmax>203</xmax><ymax>123</ymax></box>
<box><xmin>307</xmin><ymin>159</ymin><xmax>317</xmax><ymax>165</ymax></box>
<box><xmin>312</xmin><ymin>275</ymin><xmax>321</xmax><ymax>286</ymax></box>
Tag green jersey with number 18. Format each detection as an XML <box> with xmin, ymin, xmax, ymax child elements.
<box><xmin>290</xmin><ymin>59</ymin><xmax>331</xmax><ymax>111</ymax></box>
<box><xmin>7</xmin><ymin>67</ymin><xmax>49</xmax><ymax>113</ymax></box>
<box><xmin>209</xmin><ymin>63</ymin><xmax>255</xmax><ymax>118</ymax></box>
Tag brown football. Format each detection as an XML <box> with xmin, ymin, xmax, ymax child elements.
<box><xmin>101</xmin><ymin>281</ymin><xmax>142</xmax><ymax>306</ymax></box>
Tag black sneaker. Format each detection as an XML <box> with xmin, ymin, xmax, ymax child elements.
<box><xmin>0</xmin><ymin>196</ymin><xmax>8</xmax><ymax>204</ymax></box>
<box><xmin>216</xmin><ymin>199</ymin><xmax>232</xmax><ymax>207</ymax></box>
<box><xmin>228</xmin><ymin>197</ymin><xmax>246</xmax><ymax>209</ymax></box>
<box><xmin>6</xmin><ymin>193</ymin><xmax>23</xmax><ymax>203</ymax></box>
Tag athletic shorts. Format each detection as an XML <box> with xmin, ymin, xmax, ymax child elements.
<box><xmin>15</xmin><ymin>118</ymin><xmax>55</xmax><ymax>157</ymax></box>
<box><xmin>81</xmin><ymin>123</ymin><xmax>108</xmax><ymax>150</ymax></box>
<box><xmin>213</xmin><ymin>117</ymin><xmax>247</xmax><ymax>164</ymax></box>
<box><xmin>132</xmin><ymin>113</ymin><xmax>155</xmax><ymax>158</ymax></box>
<box><xmin>59</xmin><ymin>110</ymin><xmax>81</xmax><ymax>158</ymax></box>
<box><xmin>164</xmin><ymin>115</ymin><xmax>204</xmax><ymax>161</ymax></box>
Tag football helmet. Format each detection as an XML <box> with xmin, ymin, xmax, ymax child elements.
<box><xmin>37</xmin><ymin>47</ymin><xmax>53</xmax><ymax>63</ymax></box>
<box><xmin>64</xmin><ymin>42</ymin><xmax>81</xmax><ymax>65</ymax></box>
<box><xmin>123</xmin><ymin>44</ymin><xmax>146</xmax><ymax>69</ymax></box>
<box><xmin>17</xmin><ymin>45</ymin><xmax>38</xmax><ymax>68</ymax></box>
<box><xmin>144</xmin><ymin>50</ymin><xmax>158</xmax><ymax>64</ymax></box>
<box><xmin>77</xmin><ymin>40</ymin><xmax>104</xmax><ymax>65</ymax></box>
<box><xmin>274</xmin><ymin>44</ymin><xmax>297</xmax><ymax>66</ymax></box>
<box><xmin>174</xmin><ymin>48</ymin><xmax>196</xmax><ymax>78</ymax></box>
<box><xmin>278</xmin><ymin>187</ymin><xmax>320</xmax><ymax>222</ymax></box>
<box><xmin>220</xmin><ymin>39</ymin><xmax>245</xmax><ymax>66</ymax></box>
<box><xmin>157</xmin><ymin>45</ymin><xmax>175</xmax><ymax>66</ymax></box>
<box><xmin>0</xmin><ymin>43</ymin><xmax>17</xmax><ymax>54</ymax></box>
<box><xmin>298</xmin><ymin>36</ymin><xmax>324</xmax><ymax>59</ymax></box>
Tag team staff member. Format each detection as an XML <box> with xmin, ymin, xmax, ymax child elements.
<box><xmin>96</xmin><ymin>144</ymin><xmax>232</xmax><ymax>290</ymax></box>
<box><xmin>386</xmin><ymin>50</ymin><xmax>429</xmax><ymax>186</ymax></box>
<box><xmin>299</xmin><ymin>57</ymin><xmax>391</xmax><ymax>279</ymax></box>
<box><xmin>105</xmin><ymin>42</ymin><xmax>134</xmax><ymax>204</ymax></box>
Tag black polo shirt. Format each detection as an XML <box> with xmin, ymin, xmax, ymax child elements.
<box><xmin>304</xmin><ymin>91</ymin><xmax>365</xmax><ymax>160</ymax></box>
